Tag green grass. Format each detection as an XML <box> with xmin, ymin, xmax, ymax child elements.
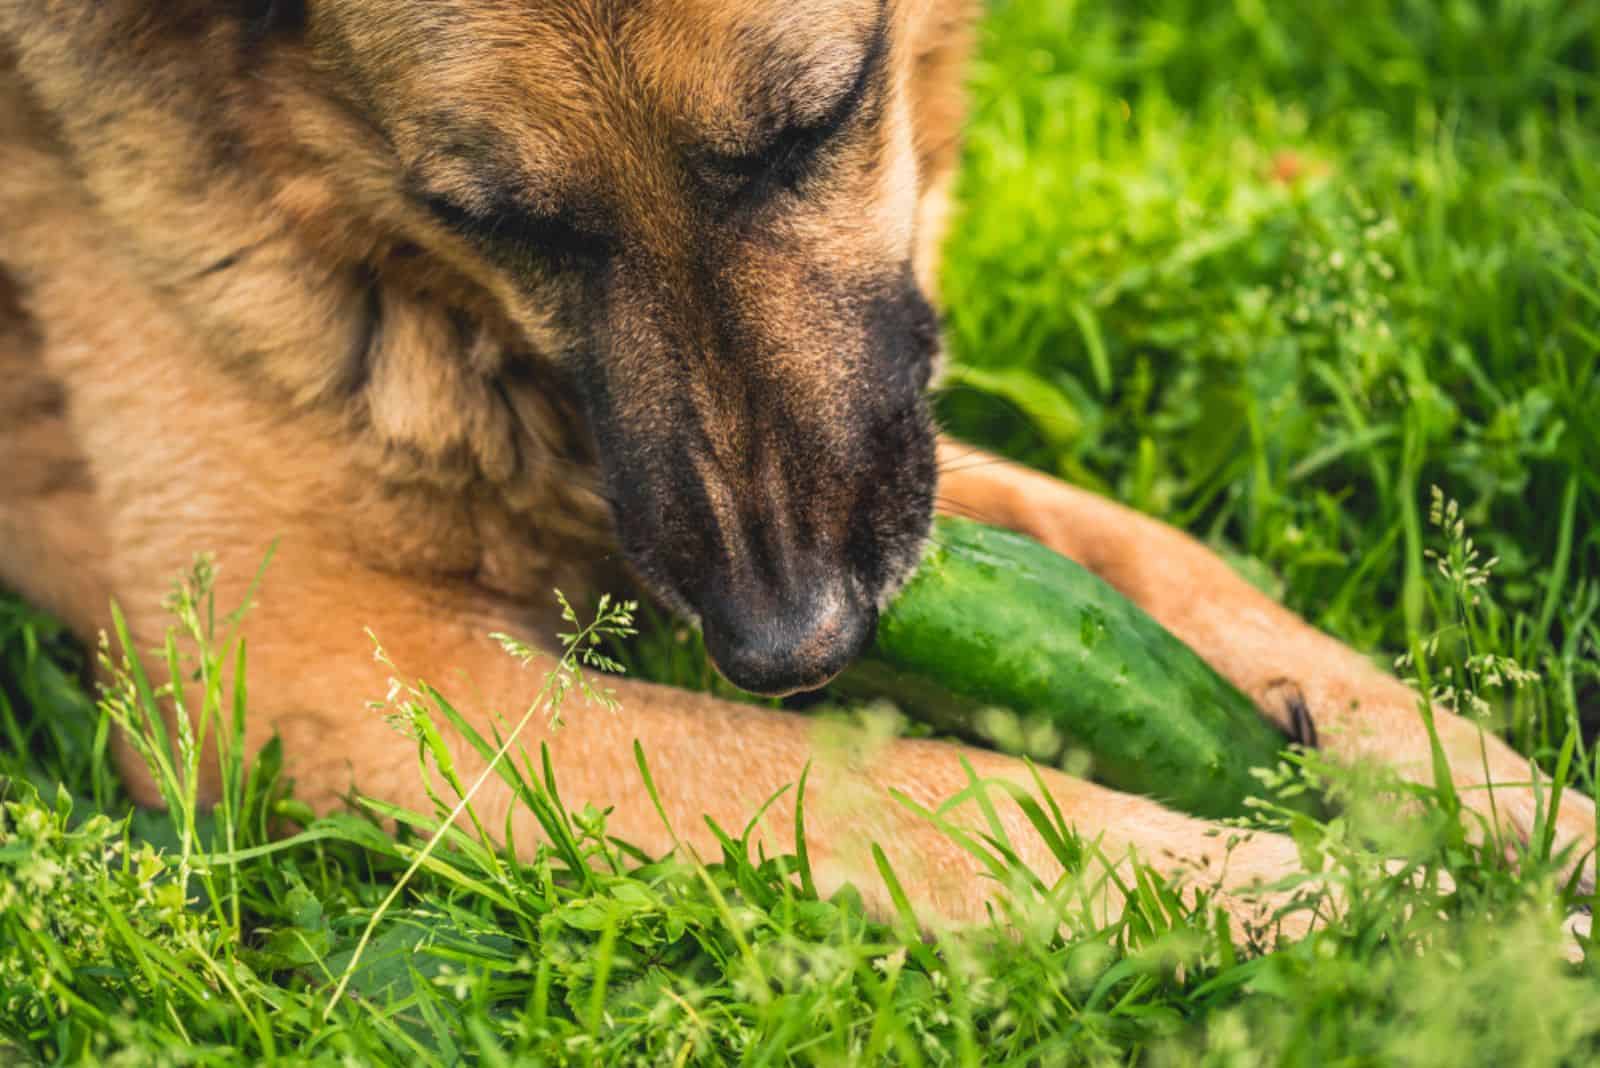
<box><xmin>6</xmin><ymin>0</ymin><xmax>1600</xmax><ymax>1062</ymax></box>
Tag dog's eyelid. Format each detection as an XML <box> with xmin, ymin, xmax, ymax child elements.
<box><xmin>416</xmin><ymin>191</ymin><xmax>614</xmax><ymax>267</ymax></box>
<box><xmin>696</xmin><ymin>19</ymin><xmax>888</xmax><ymax>193</ymax></box>
<box><xmin>697</xmin><ymin>117</ymin><xmax>827</xmax><ymax>178</ymax></box>
<box><xmin>417</xmin><ymin>190</ymin><xmax>485</xmax><ymax>229</ymax></box>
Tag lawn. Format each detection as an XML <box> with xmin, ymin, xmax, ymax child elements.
<box><xmin>5</xmin><ymin>0</ymin><xmax>1600</xmax><ymax>1063</ymax></box>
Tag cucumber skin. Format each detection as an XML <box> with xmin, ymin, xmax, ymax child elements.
<box><xmin>841</xmin><ymin>516</ymin><xmax>1294</xmax><ymax>821</ymax></box>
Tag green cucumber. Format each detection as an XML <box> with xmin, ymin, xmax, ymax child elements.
<box><xmin>838</xmin><ymin>516</ymin><xmax>1301</xmax><ymax>820</ymax></box>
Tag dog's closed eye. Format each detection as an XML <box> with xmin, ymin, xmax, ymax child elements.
<box><xmin>696</xmin><ymin>119</ymin><xmax>840</xmax><ymax>199</ymax></box>
<box><xmin>693</xmin><ymin>22</ymin><xmax>888</xmax><ymax>205</ymax></box>
<box><xmin>419</xmin><ymin>193</ymin><xmax>614</xmax><ymax>273</ymax></box>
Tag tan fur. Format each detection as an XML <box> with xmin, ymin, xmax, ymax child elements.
<box><xmin>0</xmin><ymin>1</ymin><xmax>1590</xmax><ymax>945</ymax></box>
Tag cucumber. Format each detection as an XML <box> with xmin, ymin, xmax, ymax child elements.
<box><xmin>837</xmin><ymin>516</ymin><xmax>1301</xmax><ymax>820</ymax></box>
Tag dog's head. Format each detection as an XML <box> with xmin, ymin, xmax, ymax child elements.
<box><xmin>7</xmin><ymin>0</ymin><xmax>972</xmax><ymax>695</ymax></box>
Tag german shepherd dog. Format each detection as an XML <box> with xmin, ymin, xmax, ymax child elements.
<box><xmin>0</xmin><ymin>0</ymin><xmax>1592</xmax><ymax>937</ymax></box>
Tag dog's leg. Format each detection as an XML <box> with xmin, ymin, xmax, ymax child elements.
<box><xmin>936</xmin><ymin>439</ymin><xmax>1597</xmax><ymax>883</ymax></box>
<box><xmin>171</xmin><ymin>574</ymin><xmax>1317</xmax><ymax>940</ymax></box>
<box><xmin>531</xmin><ymin>679</ymin><xmax>1326</xmax><ymax>939</ymax></box>
<box><xmin>359</xmin><ymin>644</ymin><xmax>1320</xmax><ymax>937</ymax></box>
<box><xmin>80</xmin><ymin>524</ymin><xmax>1313</xmax><ymax>941</ymax></box>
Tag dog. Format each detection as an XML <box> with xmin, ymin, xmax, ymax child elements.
<box><xmin>1</xmin><ymin>0</ymin><xmax>1592</xmax><ymax>938</ymax></box>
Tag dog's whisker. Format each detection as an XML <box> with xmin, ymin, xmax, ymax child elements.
<box><xmin>931</xmin><ymin>495</ymin><xmax>1003</xmax><ymax>526</ymax></box>
<box><xmin>936</xmin><ymin>456</ymin><xmax>1015</xmax><ymax>476</ymax></box>
<box><xmin>934</xmin><ymin>444</ymin><xmax>988</xmax><ymax>465</ymax></box>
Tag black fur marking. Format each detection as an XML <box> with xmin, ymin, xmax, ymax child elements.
<box><xmin>187</xmin><ymin>235</ymin><xmax>280</xmax><ymax>282</ymax></box>
<box><xmin>193</xmin><ymin>248</ymin><xmax>249</xmax><ymax>280</ymax></box>
<box><xmin>240</xmin><ymin>0</ymin><xmax>306</xmax><ymax>42</ymax></box>
<box><xmin>572</xmin><ymin>347</ymin><xmax>722</xmax><ymax>618</ymax></box>
<box><xmin>31</xmin><ymin>457</ymin><xmax>93</xmax><ymax>499</ymax></box>
<box><xmin>864</xmin><ymin>264</ymin><xmax>942</xmax><ymax>395</ymax></box>
<box><xmin>344</xmin><ymin>266</ymin><xmax>384</xmax><ymax>398</ymax></box>
<box><xmin>0</xmin><ymin>377</ymin><xmax>66</xmax><ymax>427</ymax></box>
<box><xmin>422</xmin><ymin>126</ymin><xmax>519</xmax><ymax>184</ymax></box>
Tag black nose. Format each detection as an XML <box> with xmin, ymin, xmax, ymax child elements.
<box><xmin>700</xmin><ymin>580</ymin><xmax>877</xmax><ymax>697</ymax></box>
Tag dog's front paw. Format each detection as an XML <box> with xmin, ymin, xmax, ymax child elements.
<box><xmin>1297</xmin><ymin>669</ymin><xmax>1599</xmax><ymax>897</ymax></box>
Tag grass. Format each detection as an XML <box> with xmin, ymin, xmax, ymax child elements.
<box><xmin>5</xmin><ymin>0</ymin><xmax>1600</xmax><ymax>1062</ymax></box>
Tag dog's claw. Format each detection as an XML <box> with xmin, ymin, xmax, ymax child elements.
<box><xmin>1563</xmin><ymin>910</ymin><xmax>1591</xmax><ymax>965</ymax></box>
<box><xmin>1263</xmin><ymin>677</ymin><xmax>1318</xmax><ymax>748</ymax></box>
